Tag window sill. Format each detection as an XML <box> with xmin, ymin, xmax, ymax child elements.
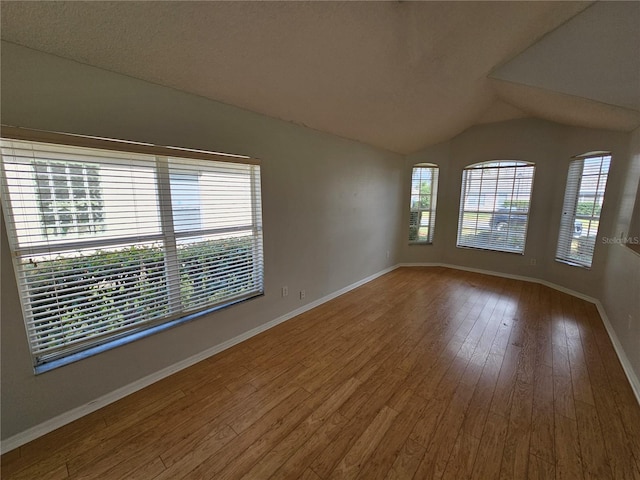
<box><xmin>554</xmin><ymin>258</ymin><xmax>591</xmax><ymax>270</ymax></box>
<box><xmin>455</xmin><ymin>244</ymin><xmax>525</xmax><ymax>255</ymax></box>
<box><xmin>34</xmin><ymin>292</ymin><xmax>263</xmax><ymax>375</ymax></box>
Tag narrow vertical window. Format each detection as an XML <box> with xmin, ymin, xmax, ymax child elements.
<box><xmin>409</xmin><ymin>163</ymin><xmax>439</xmax><ymax>244</ymax></box>
<box><xmin>556</xmin><ymin>152</ymin><xmax>611</xmax><ymax>268</ymax></box>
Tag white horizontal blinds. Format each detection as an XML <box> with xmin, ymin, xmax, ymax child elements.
<box><xmin>33</xmin><ymin>161</ymin><xmax>104</xmax><ymax>237</ymax></box>
<box><xmin>409</xmin><ymin>164</ymin><xmax>438</xmax><ymax>244</ymax></box>
<box><xmin>457</xmin><ymin>161</ymin><xmax>535</xmax><ymax>254</ymax></box>
<box><xmin>556</xmin><ymin>153</ymin><xmax>611</xmax><ymax>268</ymax></box>
<box><xmin>20</xmin><ymin>243</ymin><xmax>169</xmax><ymax>360</ymax></box>
<box><xmin>167</xmin><ymin>158</ymin><xmax>263</xmax><ymax>312</ymax></box>
<box><xmin>1</xmin><ymin>140</ymin><xmax>168</xmax><ymax>362</ymax></box>
<box><xmin>1</xmin><ymin>137</ymin><xmax>263</xmax><ymax>366</ymax></box>
<box><xmin>2</xmin><ymin>140</ymin><xmax>162</xmax><ymax>254</ymax></box>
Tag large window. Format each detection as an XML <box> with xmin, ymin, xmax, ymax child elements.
<box><xmin>409</xmin><ymin>163</ymin><xmax>439</xmax><ymax>244</ymax></box>
<box><xmin>1</xmin><ymin>132</ymin><xmax>263</xmax><ymax>370</ymax></box>
<box><xmin>457</xmin><ymin>161</ymin><xmax>535</xmax><ymax>254</ymax></box>
<box><xmin>556</xmin><ymin>152</ymin><xmax>611</xmax><ymax>268</ymax></box>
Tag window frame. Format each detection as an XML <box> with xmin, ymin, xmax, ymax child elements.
<box><xmin>456</xmin><ymin>160</ymin><xmax>535</xmax><ymax>255</ymax></box>
<box><xmin>409</xmin><ymin>163</ymin><xmax>439</xmax><ymax>244</ymax></box>
<box><xmin>1</xmin><ymin>126</ymin><xmax>264</xmax><ymax>373</ymax></box>
<box><xmin>555</xmin><ymin>152</ymin><xmax>611</xmax><ymax>269</ymax></box>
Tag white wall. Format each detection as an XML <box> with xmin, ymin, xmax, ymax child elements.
<box><xmin>599</xmin><ymin>127</ymin><xmax>640</xmax><ymax>383</ymax></box>
<box><xmin>0</xmin><ymin>42</ymin><xmax>405</xmax><ymax>441</ymax></box>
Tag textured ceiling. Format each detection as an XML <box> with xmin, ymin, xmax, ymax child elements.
<box><xmin>489</xmin><ymin>0</ymin><xmax>640</xmax><ymax>134</ymax></box>
<box><xmin>1</xmin><ymin>1</ymin><xmax>638</xmax><ymax>154</ymax></box>
<box><xmin>491</xmin><ymin>1</ymin><xmax>640</xmax><ymax>111</ymax></box>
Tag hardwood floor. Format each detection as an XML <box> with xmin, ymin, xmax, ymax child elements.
<box><xmin>2</xmin><ymin>267</ymin><xmax>640</xmax><ymax>480</ymax></box>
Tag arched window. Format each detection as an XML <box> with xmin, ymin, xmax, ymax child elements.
<box><xmin>409</xmin><ymin>163</ymin><xmax>439</xmax><ymax>244</ymax></box>
<box><xmin>556</xmin><ymin>152</ymin><xmax>611</xmax><ymax>268</ymax></box>
<box><xmin>457</xmin><ymin>160</ymin><xmax>535</xmax><ymax>254</ymax></box>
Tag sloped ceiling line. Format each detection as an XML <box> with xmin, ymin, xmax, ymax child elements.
<box><xmin>1</xmin><ymin>1</ymin><xmax>637</xmax><ymax>154</ymax></box>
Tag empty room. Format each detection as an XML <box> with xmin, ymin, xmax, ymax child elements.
<box><xmin>1</xmin><ymin>1</ymin><xmax>639</xmax><ymax>479</ymax></box>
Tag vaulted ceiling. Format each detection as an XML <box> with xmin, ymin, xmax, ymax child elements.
<box><xmin>1</xmin><ymin>1</ymin><xmax>639</xmax><ymax>154</ymax></box>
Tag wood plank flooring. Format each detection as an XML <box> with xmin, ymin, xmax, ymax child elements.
<box><xmin>3</xmin><ymin>266</ymin><xmax>640</xmax><ymax>480</ymax></box>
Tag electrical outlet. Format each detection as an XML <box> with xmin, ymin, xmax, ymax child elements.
<box><xmin>530</xmin><ymin>258</ymin><xmax>536</xmax><ymax>266</ymax></box>
<box><xmin>282</xmin><ymin>286</ymin><xmax>288</xmax><ymax>297</ymax></box>
<box><xmin>300</xmin><ymin>290</ymin><xmax>306</xmax><ymax>300</ymax></box>
<box><xmin>629</xmin><ymin>314</ymin><xmax>633</xmax><ymax>330</ymax></box>
<box><xmin>386</xmin><ymin>250</ymin><xmax>390</xmax><ymax>259</ymax></box>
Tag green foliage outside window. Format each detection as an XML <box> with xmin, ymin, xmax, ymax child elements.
<box><xmin>576</xmin><ymin>201</ymin><xmax>602</xmax><ymax>217</ymax></box>
<box><xmin>24</xmin><ymin>237</ymin><xmax>254</xmax><ymax>353</ymax></box>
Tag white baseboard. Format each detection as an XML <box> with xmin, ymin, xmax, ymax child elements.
<box><xmin>594</xmin><ymin>302</ymin><xmax>640</xmax><ymax>405</ymax></box>
<box><xmin>0</xmin><ymin>265</ymin><xmax>397</xmax><ymax>454</ymax></box>
<box><xmin>4</xmin><ymin>262</ymin><xmax>638</xmax><ymax>453</ymax></box>
<box><xmin>399</xmin><ymin>262</ymin><xmax>598</xmax><ymax>302</ymax></box>
<box><xmin>399</xmin><ymin>262</ymin><xmax>640</xmax><ymax>404</ymax></box>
